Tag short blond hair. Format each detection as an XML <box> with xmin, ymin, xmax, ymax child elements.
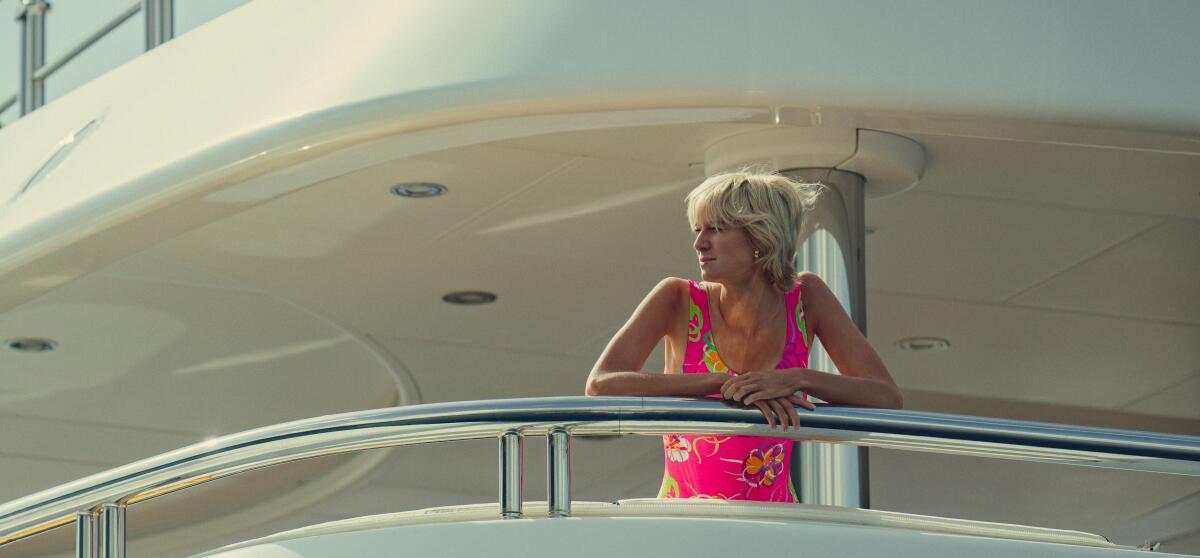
<box><xmin>685</xmin><ymin>172</ymin><xmax>823</xmax><ymax>292</ymax></box>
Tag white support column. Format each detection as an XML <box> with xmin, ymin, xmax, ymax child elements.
<box><xmin>787</xmin><ymin>168</ymin><xmax>870</xmax><ymax>509</ymax></box>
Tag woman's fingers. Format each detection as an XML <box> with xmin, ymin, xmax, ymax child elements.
<box><xmin>767</xmin><ymin>399</ymin><xmax>790</xmax><ymax>431</ymax></box>
<box><xmin>751</xmin><ymin>400</ymin><xmax>776</xmax><ymax>429</ymax></box>
<box><xmin>721</xmin><ymin>376</ymin><xmax>754</xmax><ymax>405</ymax></box>
<box><xmin>782</xmin><ymin>398</ymin><xmax>801</xmax><ymax>429</ymax></box>
<box><xmin>740</xmin><ymin>397</ymin><xmax>809</xmax><ymax>431</ymax></box>
<box><xmin>720</xmin><ymin>376</ymin><xmax>742</xmax><ymax>400</ymax></box>
<box><xmin>724</xmin><ymin>376</ymin><xmax>812</xmax><ymax>432</ymax></box>
<box><xmin>788</xmin><ymin>394</ymin><xmax>816</xmax><ymax>411</ymax></box>
<box><xmin>744</xmin><ymin>386</ymin><xmax>766</xmax><ymax>405</ymax></box>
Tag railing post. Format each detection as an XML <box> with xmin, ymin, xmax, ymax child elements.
<box><xmin>98</xmin><ymin>503</ymin><xmax>125</xmax><ymax>558</ymax></box>
<box><xmin>498</xmin><ymin>430</ymin><xmax>523</xmax><ymax>519</ymax></box>
<box><xmin>75</xmin><ymin>510</ymin><xmax>97</xmax><ymax>558</ymax></box>
<box><xmin>142</xmin><ymin>0</ymin><xmax>173</xmax><ymax>50</ymax></box>
<box><xmin>547</xmin><ymin>428</ymin><xmax>571</xmax><ymax>518</ymax></box>
<box><xmin>17</xmin><ymin>0</ymin><xmax>49</xmax><ymax>115</ymax></box>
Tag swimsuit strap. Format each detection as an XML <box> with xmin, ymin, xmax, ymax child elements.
<box><xmin>792</xmin><ymin>281</ymin><xmax>811</xmax><ymax>351</ymax></box>
<box><xmin>683</xmin><ymin>281</ymin><xmax>709</xmax><ymax>371</ymax></box>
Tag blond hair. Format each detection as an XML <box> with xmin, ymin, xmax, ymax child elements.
<box><xmin>685</xmin><ymin>172</ymin><xmax>823</xmax><ymax>292</ymax></box>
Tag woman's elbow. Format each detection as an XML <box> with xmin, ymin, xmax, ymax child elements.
<box><xmin>584</xmin><ymin>373</ymin><xmax>609</xmax><ymax>396</ymax></box>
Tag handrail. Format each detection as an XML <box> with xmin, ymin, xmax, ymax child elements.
<box><xmin>1</xmin><ymin>396</ymin><xmax>1198</xmax><ymax>552</ymax></box>
<box><xmin>32</xmin><ymin>2</ymin><xmax>142</xmax><ymax>83</ymax></box>
<box><xmin>11</xmin><ymin>0</ymin><xmax>174</xmax><ymax>118</ymax></box>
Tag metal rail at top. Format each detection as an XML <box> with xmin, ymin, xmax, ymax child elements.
<box><xmin>1</xmin><ymin>397</ymin><xmax>1198</xmax><ymax>557</ymax></box>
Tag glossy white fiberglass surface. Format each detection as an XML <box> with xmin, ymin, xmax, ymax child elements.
<box><xmin>196</xmin><ymin>511</ymin><xmax>1183</xmax><ymax>558</ymax></box>
<box><xmin>3</xmin><ymin>0</ymin><xmax>1200</xmax><ymax>297</ymax></box>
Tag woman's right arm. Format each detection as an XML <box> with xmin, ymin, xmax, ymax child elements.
<box><xmin>585</xmin><ymin>278</ymin><xmax>726</xmax><ymax>397</ymax></box>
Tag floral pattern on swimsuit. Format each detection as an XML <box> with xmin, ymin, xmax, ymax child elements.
<box><xmin>660</xmin><ymin>280</ymin><xmax>809</xmax><ymax>502</ymax></box>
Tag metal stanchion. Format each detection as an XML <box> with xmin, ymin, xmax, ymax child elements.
<box><xmin>547</xmin><ymin>428</ymin><xmax>571</xmax><ymax>518</ymax></box>
<box><xmin>499</xmin><ymin>430</ymin><xmax>524</xmax><ymax>519</ymax></box>
<box><xmin>17</xmin><ymin>0</ymin><xmax>49</xmax><ymax>115</ymax></box>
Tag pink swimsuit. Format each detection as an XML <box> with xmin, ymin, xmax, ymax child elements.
<box><xmin>660</xmin><ymin>280</ymin><xmax>810</xmax><ymax>502</ymax></box>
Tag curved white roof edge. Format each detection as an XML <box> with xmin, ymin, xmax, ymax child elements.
<box><xmin>199</xmin><ymin>499</ymin><xmax>1125</xmax><ymax>557</ymax></box>
<box><xmin>1</xmin><ymin>0</ymin><xmax>1198</xmax><ymax>307</ymax></box>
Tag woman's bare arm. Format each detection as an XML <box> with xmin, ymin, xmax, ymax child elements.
<box><xmin>800</xmin><ymin>272</ymin><xmax>903</xmax><ymax>407</ymax></box>
<box><xmin>585</xmin><ymin>278</ymin><xmax>726</xmax><ymax>397</ymax></box>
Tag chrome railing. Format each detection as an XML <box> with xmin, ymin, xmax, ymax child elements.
<box><xmin>6</xmin><ymin>0</ymin><xmax>174</xmax><ymax>123</ymax></box>
<box><xmin>0</xmin><ymin>396</ymin><xmax>1198</xmax><ymax>557</ymax></box>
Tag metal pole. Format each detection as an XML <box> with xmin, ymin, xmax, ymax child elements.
<box><xmin>17</xmin><ymin>0</ymin><xmax>49</xmax><ymax>115</ymax></box>
<box><xmin>74</xmin><ymin>510</ymin><xmax>97</xmax><ymax>558</ymax></box>
<box><xmin>786</xmin><ymin>168</ymin><xmax>870</xmax><ymax>509</ymax></box>
<box><xmin>498</xmin><ymin>430</ymin><xmax>523</xmax><ymax>519</ymax></box>
<box><xmin>98</xmin><ymin>504</ymin><xmax>124</xmax><ymax>558</ymax></box>
<box><xmin>34</xmin><ymin>2</ymin><xmax>142</xmax><ymax>83</ymax></box>
<box><xmin>142</xmin><ymin>0</ymin><xmax>173</xmax><ymax>50</ymax></box>
<box><xmin>547</xmin><ymin>428</ymin><xmax>571</xmax><ymax>518</ymax></box>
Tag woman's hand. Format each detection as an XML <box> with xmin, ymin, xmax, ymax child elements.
<box><xmin>721</xmin><ymin>369</ymin><xmax>816</xmax><ymax>408</ymax></box>
<box><xmin>722</xmin><ymin>394</ymin><xmax>810</xmax><ymax>431</ymax></box>
<box><xmin>720</xmin><ymin>370</ymin><xmax>815</xmax><ymax>431</ymax></box>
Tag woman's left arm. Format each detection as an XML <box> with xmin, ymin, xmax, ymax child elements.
<box><xmin>722</xmin><ymin>272</ymin><xmax>903</xmax><ymax>409</ymax></box>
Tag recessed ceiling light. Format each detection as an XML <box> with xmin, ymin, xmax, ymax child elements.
<box><xmin>6</xmin><ymin>337</ymin><xmax>58</xmax><ymax>353</ymax></box>
<box><xmin>390</xmin><ymin>182</ymin><xmax>447</xmax><ymax>198</ymax></box>
<box><xmin>896</xmin><ymin>336</ymin><xmax>949</xmax><ymax>352</ymax></box>
<box><xmin>443</xmin><ymin>291</ymin><xmax>497</xmax><ymax>305</ymax></box>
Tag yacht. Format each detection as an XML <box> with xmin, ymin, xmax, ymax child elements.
<box><xmin>0</xmin><ymin>1</ymin><xmax>1197</xmax><ymax>556</ymax></box>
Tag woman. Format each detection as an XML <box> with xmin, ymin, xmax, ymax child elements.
<box><xmin>585</xmin><ymin>172</ymin><xmax>902</xmax><ymax>502</ymax></box>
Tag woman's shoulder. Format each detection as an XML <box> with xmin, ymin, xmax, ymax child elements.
<box><xmin>654</xmin><ymin>276</ymin><xmax>694</xmax><ymax>292</ymax></box>
<box><xmin>647</xmin><ymin>277</ymin><xmax>693</xmax><ymax>308</ymax></box>
<box><xmin>793</xmin><ymin>272</ymin><xmax>838</xmax><ymax>312</ymax></box>
<box><xmin>795</xmin><ymin>271</ymin><xmax>829</xmax><ymax>293</ymax></box>
<box><xmin>662</xmin><ymin>277</ymin><xmax>701</xmax><ymax>301</ymax></box>
<box><xmin>793</xmin><ymin>272</ymin><xmax>838</xmax><ymax>325</ymax></box>
<box><xmin>661</xmin><ymin>277</ymin><xmax>707</xmax><ymax>315</ymax></box>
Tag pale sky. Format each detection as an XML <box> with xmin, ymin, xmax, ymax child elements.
<box><xmin>1</xmin><ymin>0</ymin><xmax>250</xmax><ymax>125</ymax></box>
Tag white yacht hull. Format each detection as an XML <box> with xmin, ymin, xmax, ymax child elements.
<box><xmin>197</xmin><ymin>501</ymin><xmax>1175</xmax><ymax>558</ymax></box>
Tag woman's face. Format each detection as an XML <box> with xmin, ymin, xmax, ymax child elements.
<box><xmin>693</xmin><ymin>220</ymin><xmax>757</xmax><ymax>283</ymax></box>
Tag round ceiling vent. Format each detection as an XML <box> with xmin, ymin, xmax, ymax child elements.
<box><xmin>6</xmin><ymin>337</ymin><xmax>58</xmax><ymax>353</ymax></box>
<box><xmin>390</xmin><ymin>182</ymin><xmax>447</xmax><ymax>198</ymax></box>
<box><xmin>442</xmin><ymin>291</ymin><xmax>497</xmax><ymax>305</ymax></box>
<box><xmin>896</xmin><ymin>336</ymin><xmax>950</xmax><ymax>352</ymax></box>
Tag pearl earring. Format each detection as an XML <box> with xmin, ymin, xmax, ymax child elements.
<box><xmin>753</xmin><ymin>250</ymin><xmax>760</xmax><ymax>259</ymax></box>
